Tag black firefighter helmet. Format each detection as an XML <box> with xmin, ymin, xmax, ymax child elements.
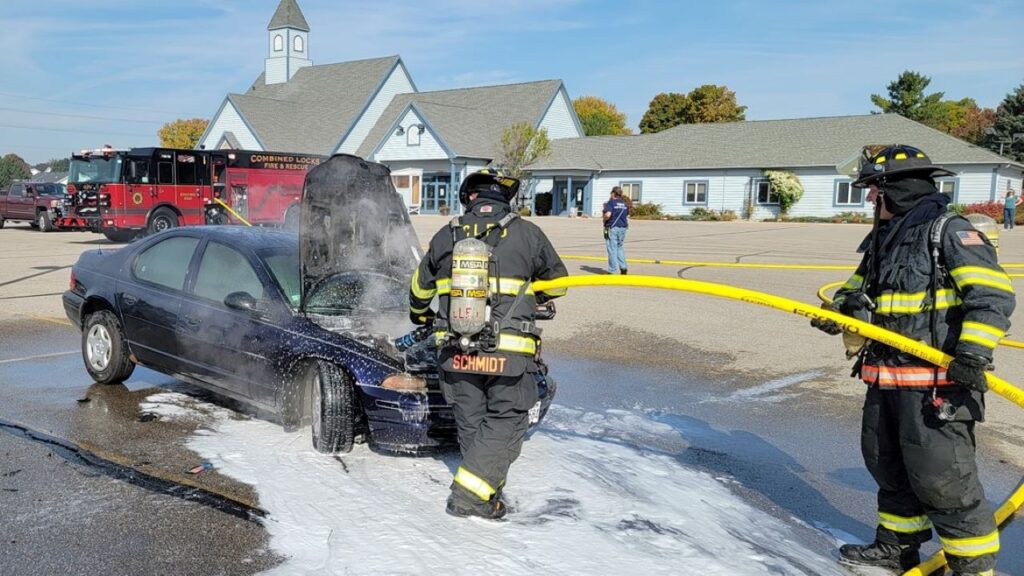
<box><xmin>458</xmin><ymin>169</ymin><xmax>520</xmax><ymax>205</ymax></box>
<box><xmin>852</xmin><ymin>144</ymin><xmax>956</xmax><ymax>188</ymax></box>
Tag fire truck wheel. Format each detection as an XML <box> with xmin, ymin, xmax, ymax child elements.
<box><xmin>37</xmin><ymin>211</ymin><xmax>53</xmax><ymax>232</ymax></box>
<box><xmin>284</xmin><ymin>205</ymin><xmax>300</xmax><ymax>230</ymax></box>
<box><xmin>148</xmin><ymin>207</ymin><xmax>179</xmax><ymax>235</ymax></box>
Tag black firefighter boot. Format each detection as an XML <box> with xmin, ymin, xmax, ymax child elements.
<box><xmin>446</xmin><ymin>491</ymin><xmax>507</xmax><ymax>520</ymax></box>
<box><xmin>839</xmin><ymin>540</ymin><xmax>920</xmax><ymax>571</ymax></box>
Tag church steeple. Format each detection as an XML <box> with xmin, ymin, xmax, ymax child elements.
<box><xmin>265</xmin><ymin>0</ymin><xmax>312</xmax><ymax>85</ymax></box>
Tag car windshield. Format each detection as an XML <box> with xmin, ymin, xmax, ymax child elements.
<box><xmin>261</xmin><ymin>250</ymin><xmax>302</xmax><ymax>309</ymax></box>
<box><xmin>31</xmin><ymin>183</ymin><xmax>65</xmax><ymax>196</ymax></box>
<box><xmin>69</xmin><ymin>156</ymin><xmax>123</xmax><ymax>184</ymax></box>
<box><xmin>306</xmin><ymin>272</ymin><xmax>407</xmax><ymax>314</ymax></box>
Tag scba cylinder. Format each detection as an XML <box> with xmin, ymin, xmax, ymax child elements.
<box><xmin>449</xmin><ymin>238</ymin><xmax>491</xmax><ymax>336</ymax></box>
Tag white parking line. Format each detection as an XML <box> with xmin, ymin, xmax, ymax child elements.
<box><xmin>0</xmin><ymin>351</ymin><xmax>77</xmax><ymax>365</ymax></box>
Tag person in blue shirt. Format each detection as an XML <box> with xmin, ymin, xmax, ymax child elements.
<box><xmin>603</xmin><ymin>187</ymin><xmax>630</xmax><ymax>274</ymax></box>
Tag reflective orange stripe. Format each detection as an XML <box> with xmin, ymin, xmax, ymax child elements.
<box><xmin>862</xmin><ymin>364</ymin><xmax>950</xmax><ymax>388</ymax></box>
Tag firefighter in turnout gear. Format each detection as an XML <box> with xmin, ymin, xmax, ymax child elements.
<box><xmin>813</xmin><ymin>145</ymin><xmax>1013</xmax><ymax>575</ymax></box>
<box><xmin>409</xmin><ymin>169</ymin><xmax>568</xmax><ymax>519</ymax></box>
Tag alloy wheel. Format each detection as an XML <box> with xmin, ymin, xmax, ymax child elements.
<box><xmin>86</xmin><ymin>324</ymin><xmax>112</xmax><ymax>371</ymax></box>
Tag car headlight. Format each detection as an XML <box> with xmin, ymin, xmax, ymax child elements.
<box><xmin>381</xmin><ymin>373</ymin><xmax>427</xmax><ymax>391</ymax></box>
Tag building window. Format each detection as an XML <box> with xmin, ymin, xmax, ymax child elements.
<box><xmin>755</xmin><ymin>179</ymin><xmax>779</xmax><ymax>205</ymax></box>
<box><xmin>273</xmin><ymin>34</ymin><xmax>283</xmax><ymax>52</ymax></box>
<box><xmin>834</xmin><ymin>179</ymin><xmax>863</xmax><ymax>206</ymax></box>
<box><xmin>936</xmin><ymin>178</ymin><xmax>956</xmax><ymax>201</ymax></box>
<box><xmin>619</xmin><ymin>181</ymin><xmax>641</xmax><ymax>203</ymax></box>
<box><xmin>406</xmin><ymin>125</ymin><xmax>421</xmax><ymax>146</ymax></box>
<box><xmin>683</xmin><ymin>180</ymin><xmax>708</xmax><ymax>205</ymax></box>
<box><xmin>293</xmin><ymin>35</ymin><xmax>304</xmax><ymax>52</ymax></box>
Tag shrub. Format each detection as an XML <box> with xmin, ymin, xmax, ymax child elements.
<box><xmin>836</xmin><ymin>211</ymin><xmax>868</xmax><ymax>224</ymax></box>
<box><xmin>719</xmin><ymin>210</ymin><xmax>737</xmax><ymax>221</ymax></box>
<box><xmin>763</xmin><ymin>170</ymin><xmax>804</xmax><ymax>215</ymax></box>
<box><xmin>630</xmin><ymin>202</ymin><xmax>664</xmax><ymax>219</ymax></box>
<box><xmin>949</xmin><ymin>203</ymin><xmax>966</xmax><ymax>215</ymax></box>
<box><xmin>690</xmin><ymin>207</ymin><xmax>712</xmax><ymax>219</ymax></box>
<box><xmin>963</xmin><ymin>201</ymin><xmax>1004</xmax><ymax>223</ymax></box>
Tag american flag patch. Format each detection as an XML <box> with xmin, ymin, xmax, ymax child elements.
<box><xmin>957</xmin><ymin>230</ymin><xmax>985</xmax><ymax>246</ymax></box>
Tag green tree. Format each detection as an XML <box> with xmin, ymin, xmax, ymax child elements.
<box><xmin>0</xmin><ymin>153</ymin><xmax>32</xmax><ymax>190</ymax></box>
<box><xmin>158</xmin><ymin>118</ymin><xmax>210</xmax><ymax>149</ymax></box>
<box><xmin>984</xmin><ymin>82</ymin><xmax>1024</xmax><ymax>161</ymax></box>
<box><xmin>639</xmin><ymin>85</ymin><xmax>746</xmax><ymax>134</ymax></box>
<box><xmin>496</xmin><ymin>123</ymin><xmax>550</xmax><ymax>180</ymax></box>
<box><xmin>572</xmin><ymin>96</ymin><xmax>632</xmax><ymax>136</ymax></box>
<box><xmin>48</xmin><ymin>157</ymin><xmax>71</xmax><ymax>172</ymax></box>
<box><xmin>639</xmin><ymin>92</ymin><xmax>689</xmax><ymax>134</ymax></box>
<box><xmin>870</xmin><ymin>70</ymin><xmax>945</xmax><ymax>122</ymax></box>
<box><xmin>684</xmin><ymin>84</ymin><xmax>747</xmax><ymax>123</ymax></box>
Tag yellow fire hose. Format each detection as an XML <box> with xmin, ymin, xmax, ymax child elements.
<box><xmin>529</xmin><ymin>274</ymin><xmax>1024</xmax><ymax>576</ymax></box>
<box><xmin>212</xmin><ymin>197</ymin><xmax>253</xmax><ymax>227</ymax></box>
<box><xmin>816</xmin><ymin>280</ymin><xmax>1024</xmax><ymax>351</ymax></box>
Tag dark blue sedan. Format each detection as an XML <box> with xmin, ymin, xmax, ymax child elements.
<box><xmin>62</xmin><ymin>156</ymin><xmax>554</xmax><ymax>454</ymax></box>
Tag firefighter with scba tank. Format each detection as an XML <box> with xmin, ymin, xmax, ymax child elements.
<box><xmin>812</xmin><ymin>145</ymin><xmax>1013</xmax><ymax>575</ymax></box>
<box><xmin>408</xmin><ymin>169</ymin><xmax>568</xmax><ymax>519</ymax></box>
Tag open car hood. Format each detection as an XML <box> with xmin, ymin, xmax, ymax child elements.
<box><xmin>299</xmin><ymin>154</ymin><xmax>423</xmax><ymax>312</ymax></box>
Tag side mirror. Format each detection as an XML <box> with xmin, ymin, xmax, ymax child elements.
<box><xmin>224</xmin><ymin>291</ymin><xmax>258</xmax><ymax>312</ymax></box>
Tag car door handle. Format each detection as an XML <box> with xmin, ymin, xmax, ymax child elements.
<box><xmin>123</xmin><ymin>294</ymin><xmax>138</xmax><ymax>306</ymax></box>
<box><xmin>184</xmin><ymin>315</ymin><xmax>201</xmax><ymax>327</ymax></box>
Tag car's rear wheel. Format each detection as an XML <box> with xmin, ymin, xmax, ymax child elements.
<box><xmin>310</xmin><ymin>361</ymin><xmax>356</xmax><ymax>454</ymax></box>
<box><xmin>148</xmin><ymin>207</ymin><xmax>178</xmax><ymax>235</ymax></box>
<box><xmin>37</xmin><ymin>211</ymin><xmax>53</xmax><ymax>232</ymax></box>
<box><xmin>82</xmin><ymin>310</ymin><xmax>135</xmax><ymax>384</ymax></box>
<box><xmin>0</xmin><ymin>215</ymin><xmax>5</xmax><ymax>229</ymax></box>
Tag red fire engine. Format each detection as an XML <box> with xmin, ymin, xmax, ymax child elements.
<box><xmin>60</xmin><ymin>146</ymin><xmax>324</xmax><ymax>241</ymax></box>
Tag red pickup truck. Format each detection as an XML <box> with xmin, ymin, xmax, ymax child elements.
<box><xmin>0</xmin><ymin>181</ymin><xmax>66</xmax><ymax>231</ymax></box>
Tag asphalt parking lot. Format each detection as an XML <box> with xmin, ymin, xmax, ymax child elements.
<box><xmin>1</xmin><ymin>216</ymin><xmax>1022</xmax><ymax>574</ymax></box>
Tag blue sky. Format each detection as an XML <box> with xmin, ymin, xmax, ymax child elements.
<box><xmin>2</xmin><ymin>0</ymin><xmax>1023</xmax><ymax>164</ymax></box>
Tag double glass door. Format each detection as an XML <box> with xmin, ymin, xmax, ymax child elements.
<box><xmin>421</xmin><ymin>175</ymin><xmax>450</xmax><ymax>213</ymax></box>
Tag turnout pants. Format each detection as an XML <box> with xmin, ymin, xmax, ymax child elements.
<box><xmin>861</xmin><ymin>385</ymin><xmax>999</xmax><ymax>573</ymax></box>
<box><xmin>441</xmin><ymin>368</ymin><xmax>539</xmax><ymax>504</ymax></box>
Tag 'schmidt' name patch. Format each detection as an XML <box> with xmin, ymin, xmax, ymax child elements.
<box><xmin>956</xmin><ymin>230</ymin><xmax>985</xmax><ymax>246</ymax></box>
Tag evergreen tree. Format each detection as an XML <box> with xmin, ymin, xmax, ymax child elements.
<box><xmin>984</xmin><ymin>82</ymin><xmax>1024</xmax><ymax>161</ymax></box>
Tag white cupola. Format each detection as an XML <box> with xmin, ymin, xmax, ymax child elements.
<box><xmin>265</xmin><ymin>0</ymin><xmax>312</xmax><ymax>85</ymax></box>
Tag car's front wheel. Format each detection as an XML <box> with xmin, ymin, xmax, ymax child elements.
<box><xmin>82</xmin><ymin>310</ymin><xmax>135</xmax><ymax>384</ymax></box>
<box><xmin>37</xmin><ymin>211</ymin><xmax>53</xmax><ymax>232</ymax></box>
<box><xmin>309</xmin><ymin>361</ymin><xmax>356</xmax><ymax>453</ymax></box>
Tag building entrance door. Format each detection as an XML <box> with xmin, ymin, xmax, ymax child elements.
<box><xmin>421</xmin><ymin>175</ymin><xmax>451</xmax><ymax>213</ymax></box>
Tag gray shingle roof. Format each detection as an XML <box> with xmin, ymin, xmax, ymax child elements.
<box><xmin>268</xmin><ymin>0</ymin><xmax>310</xmax><ymax>31</ymax></box>
<box><xmin>528</xmin><ymin>114</ymin><xmax>1021</xmax><ymax>172</ymax></box>
<box><xmin>356</xmin><ymin>79</ymin><xmax>563</xmax><ymax>160</ymax></box>
<box><xmin>232</xmin><ymin>56</ymin><xmax>400</xmax><ymax>155</ymax></box>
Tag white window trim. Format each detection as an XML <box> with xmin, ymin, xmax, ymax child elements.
<box><xmin>273</xmin><ymin>34</ymin><xmax>283</xmax><ymax>52</ymax></box>
<box><xmin>293</xmin><ymin>35</ymin><xmax>304</xmax><ymax>52</ymax></box>
<box><xmin>935</xmin><ymin>177</ymin><xmax>958</xmax><ymax>203</ymax></box>
<box><xmin>619</xmin><ymin>181</ymin><xmax>642</xmax><ymax>203</ymax></box>
<box><xmin>406</xmin><ymin>125</ymin><xmax>421</xmax><ymax>146</ymax></box>
<box><xmin>683</xmin><ymin>179</ymin><xmax>709</xmax><ymax>205</ymax></box>
<box><xmin>833</xmin><ymin>178</ymin><xmax>864</xmax><ymax>207</ymax></box>
<box><xmin>754</xmin><ymin>179</ymin><xmax>780</xmax><ymax>205</ymax></box>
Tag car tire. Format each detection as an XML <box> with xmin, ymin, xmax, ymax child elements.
<box><xmin>148</xmin><ymin>207</ymin><xmax>179</xmax><ymax>235</ymax></box>
<box><xmin>310</xmin><ymin>361</ymin><xmax>356</xmax><ymax>454</ymax></box>
<box><xmin>37</xmin><ymin>211</ymin><xmax>53</xmax><ymax>232</ymax></box>
<box><xmin>82</xmin><ymin>310</ymin><xmax>135</xmax><ymax>385</ymax></box>
<box><xmin>283</xmin><ymin>205</ymin><xmax>300</xmax><ymax>230</ymax></box>
<box><xmin>102</xmin><ymin>229</ymin><xmax>136</xmax><ymax>243</ymax></box>
<box><xmin>0</xmin><ymin>215</ymin><xmax>5</xmax><ymax>229</ymax></box>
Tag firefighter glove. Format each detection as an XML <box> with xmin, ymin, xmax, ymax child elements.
<box><xmin>947</xmin><ymin>351</ymin><xmax>990</xmax><ymax>393</ymax></box>
<box><xmin>810</xmin><ymin>303</ymin><xmax>843</xmax><ymax>336</ymax></box>
<box><xmin>834</xmin><ymin>290</ymin><xmax>875</xmax><ymax>315</ymax></box>
<box><xmin>410</xmin><ymin>308</ymin><xmax>436</xmax><ymax>326</ymax></box>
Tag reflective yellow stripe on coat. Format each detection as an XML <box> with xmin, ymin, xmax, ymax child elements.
<box><xmin>873</xmin><ymin>289</ymin><xmax>961</xmax><ymax>315</ymax></box>
<box><xmin>950</xmin><ymin>266</ymin><xmax>1014</xmax><ymax>293</ymax></box>
<box><xmin>410</xmin><ymin>268</ymin><xmax>436</xmax><ymax>300</ymax></box>
<box><xmin>959</xmin><ymin>321</ymin><xmax>1005</xmax><ymax>350</ymax></box>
